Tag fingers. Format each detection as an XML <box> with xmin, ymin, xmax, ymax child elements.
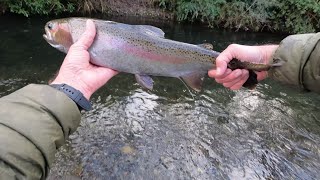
<box><xmin>208</xmin><ymin>44</ymin><xmax>239</xmax><ymax>79</ymax></box>
<box><xmin>72</xmin><ymin>20</ymin><xmax>96</xmax><ymax>50</ymax></box>
<box><xmin>208</xmin><ymin>44</ymin><xmax>265</xmax><ymax>90</ymax></box>
<box><xmin>208</xmin><ymin>68</ymin><xmax>229</xmax><ymax>79</ymax></box>
<box><xmin>225</xmin><ymin>70</ymin><xmax>249</xmax><ymax>90</ymax></box>
<box><xmin>215</xmin><ymin>56</ymin><xmax>228</xmax><ymax>77</ymax></box>
<box><xmin>212</xmin><ymin>69</ymin><xmax>249</xmax><ymax>90</ymax></box>
<box><xmin>214</xmin><ymin>45</ymin><xmax>237</xmax><ymax>76</ymax></box>
<box><xmin>215</xmin><ymin>69</ymin><xmax>239</xmax><ymax>83</ymax></box>
<box><xmin>229</xmin><ymin>77</ymin><xmax>248</xmax><ymax>90</ymax></box>
<box><xmin>256</xmin><ymin>71</ymin><xmax>268</xmax><ymax>81</ymax></box>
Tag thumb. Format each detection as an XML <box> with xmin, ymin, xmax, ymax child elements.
<box><xmin>215</xmin><ymin>55</ymin><xmax>229</xmax><ymax>76</ymax></box>
<box><xmin>215</xmin><ymin>44</ymin><xmax>239</xmax><ymax>76</ymax></box>
<box><xmin>73</xmin><ymin>19</ymin><xmax>96</xmax><ymax>50</ymax></box>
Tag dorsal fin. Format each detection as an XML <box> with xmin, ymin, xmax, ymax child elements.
<box><xmin>135</xmin><ymin>25</ymin><xmax>165</xmax><ymax>38</ymax></box>
<box><xmin>197</xmin><ymin>43</ymin><xmax>213</xmax><ymax>50</ymax></box>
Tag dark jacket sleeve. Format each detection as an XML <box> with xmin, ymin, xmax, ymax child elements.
<box><xmin>268</xmin><ymin>33</ymin><xmax>320</xmax><ymax>93</ymax></box>
<box><xmin>0</xmin><ymin>84</ymin><xmax>81</xmax><ymax>179</ymax></box>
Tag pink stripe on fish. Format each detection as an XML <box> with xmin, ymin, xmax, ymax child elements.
<box><xmin>123</xmin><ymin>44</ymin><xmax>187</xmax><ymax>64</ymax></box>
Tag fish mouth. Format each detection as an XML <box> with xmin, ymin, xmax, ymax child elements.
<box><xmin>43</xmin><ymin>27</ymin><xmax>57</xmax><ymax>46</ymax></box>
<box><xmin>43</xmin><ymin>27</ymin><xmax>51</xmax><ymax>41</ymax></box>
<box><xmin>43</xmin><ymin>33</ymin><xmax>49</xmax><ymax>42</ymax></box>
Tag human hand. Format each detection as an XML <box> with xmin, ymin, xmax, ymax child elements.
<box><xmin>50</xmin><ymin>20</ymin><xmax>118</xmax><ymax>99</ymax></box>
<box><xmin>208</xmin><ymin>44</ymin><xmax>278</xmax><ymax>90</ymax></box>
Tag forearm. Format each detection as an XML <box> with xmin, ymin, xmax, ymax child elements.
<box><xmin>0</xmin><ymin>84</ymin><xmax>81</xmax><ymax>179</ymax></box>
<box><xmin>268</xmin><ymin>33</ymin><xmax>320</xmax><ymax>93</ymax></box>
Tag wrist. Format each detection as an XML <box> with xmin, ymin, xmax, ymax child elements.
<box><xmin>257</xmin><ymin>45</ymin><xmax>279</xmax><ymax>78</ymax></box>
<box><xmin>259</xmin><ymin>45</ymin><xmax>279</xmax><ymax>64</ymax></box>
<box><xmin>50</xmin><ymin>77</ymin><xmax>92</xmax><ymax>100</ymax></box>
<box><xmin>50</xmin><ymin>83</ymin><xmax>92</xmax><ymax>111</ymax></box>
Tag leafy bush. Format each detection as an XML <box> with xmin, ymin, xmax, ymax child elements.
<box><xmin>4</xmin><ymin>0</ymin><xmax>75</xmax><ymax>17</ymax></box>
<box><xmin>175</xmin><ymin>0</ymin><xmax>226</xmax><ymax>26</ymax></box>
<box><xmin>270</xmin><ymin>0</ymin><xmax>320</xmax><ymax>33</ymax></box>
<box><xmin>156</xmin><ymin>0</ymin><xmax>176</xmax><ymax>11</ymax></box>
<box><xmin>157</xmin><ymin>0</ymin><xmax>320</xmax><ymax>33</ymax></box>
<box><xmin>218</xmin><ymin>0</ymin><xmax>276</xmax><ymax>31</ymax></box>
<box><xmin>2</xmin><ymin>0</ymin><xmax>320</xmax><ymax>33</ymax></box>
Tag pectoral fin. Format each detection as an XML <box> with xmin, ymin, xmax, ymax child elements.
<box><xmin>181</xmin><ymin>72</ymin><xmax>205</xmax><ymax>92</ymax></box>
<box><xmin>135</xmin><ymin>74</ymin><xmax>154</xmax><ymax>90</ymax></box>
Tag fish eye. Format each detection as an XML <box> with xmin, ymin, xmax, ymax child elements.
<box><xmin>47</xmin><ymin>23</ymin><xmax>53</xmax><ymax>30</ymax></box>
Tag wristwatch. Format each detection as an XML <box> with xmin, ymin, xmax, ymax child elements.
<box><xmin>50</xmin><ymin>83</ymin><xmax>92</xmax><ymax>111</ymax></box>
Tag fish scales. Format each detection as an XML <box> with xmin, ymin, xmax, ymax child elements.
<box><xmin>43</xmin><ymin>17</ymin><xmax>278</xmax><ymax>91</ymax></box>
<box><xmin>66</xmin><ymin>18</ymin><xmax>215</xmax><ymax>77</ymax></box>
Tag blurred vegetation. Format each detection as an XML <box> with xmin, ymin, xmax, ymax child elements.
<box><xmin>156</xmin><ymin>0</ymin><xmax>320</xmax><ymax>33</ymax></box>
<box><xmin>1</xmin><ymin>0</ymin><xmax>75</xmax><ymax>17</ymax></box>
<box><xmin>1</xmin><ymin>0</ymin><xmax>320</xmax><ymax>33</ymax></box>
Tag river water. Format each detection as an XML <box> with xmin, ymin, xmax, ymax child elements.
<box><xmin>1</xmin><ymin>15</ymin><xmax>319</xmax><ymax>180</ymax></box>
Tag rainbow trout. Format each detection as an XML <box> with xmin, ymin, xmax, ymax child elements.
<box><xmin>43</xmin><ymin>18</ymin><xmax>278</xmax><ymax>91</ymax></box>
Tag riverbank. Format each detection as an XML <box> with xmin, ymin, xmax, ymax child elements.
<box><xmin>0</xmin><ymin>0</ymin><xmax>174</xmax><ymax>20</ymax></box>
<box><xmin>87</xmin><ymin>0</ymin><xmax>174</xmax><ymax>20</ymax></box>
<box><xmin>1</xmin><ymin>0</ymin><xmax>320</xmax><ymax>33</ymax></box>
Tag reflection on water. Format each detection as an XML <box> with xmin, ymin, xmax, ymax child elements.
<box><xmin>1</xmin><ymin>15</ymin><xmax>319</xmax><ymax>179</ymax></box>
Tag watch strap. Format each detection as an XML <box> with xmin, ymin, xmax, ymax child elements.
<box><xmin>50</xmin><ymin>84</ymin><xmax>92</xmax><ymax>111</ymax></box>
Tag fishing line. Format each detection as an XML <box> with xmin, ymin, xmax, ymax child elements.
<box><xmin>178</xmin><ymin>78</ymin><xmax>195</xmax><ymax>100</ymax></box>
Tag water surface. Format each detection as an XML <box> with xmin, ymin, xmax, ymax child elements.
<box><xmin>1</xmin><ymin>15</ymin><xmax>319</xmax><ymax>180</ymax></box>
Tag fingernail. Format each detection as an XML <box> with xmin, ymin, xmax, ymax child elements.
<box><xmin>86</xmin><ymin>19</ymin><xmax>92</xmax><ymax>26</ymax></box>
<box><xmin>216</xmin><ymin>68</ymin><xmax>221</xmax><ymax>75</ymax></box>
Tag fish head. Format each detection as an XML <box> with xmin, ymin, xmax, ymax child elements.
<box><xmin>43</xmin><ymin>19</ymin><xmax>73</xmax><ymax>53</ymax></box>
